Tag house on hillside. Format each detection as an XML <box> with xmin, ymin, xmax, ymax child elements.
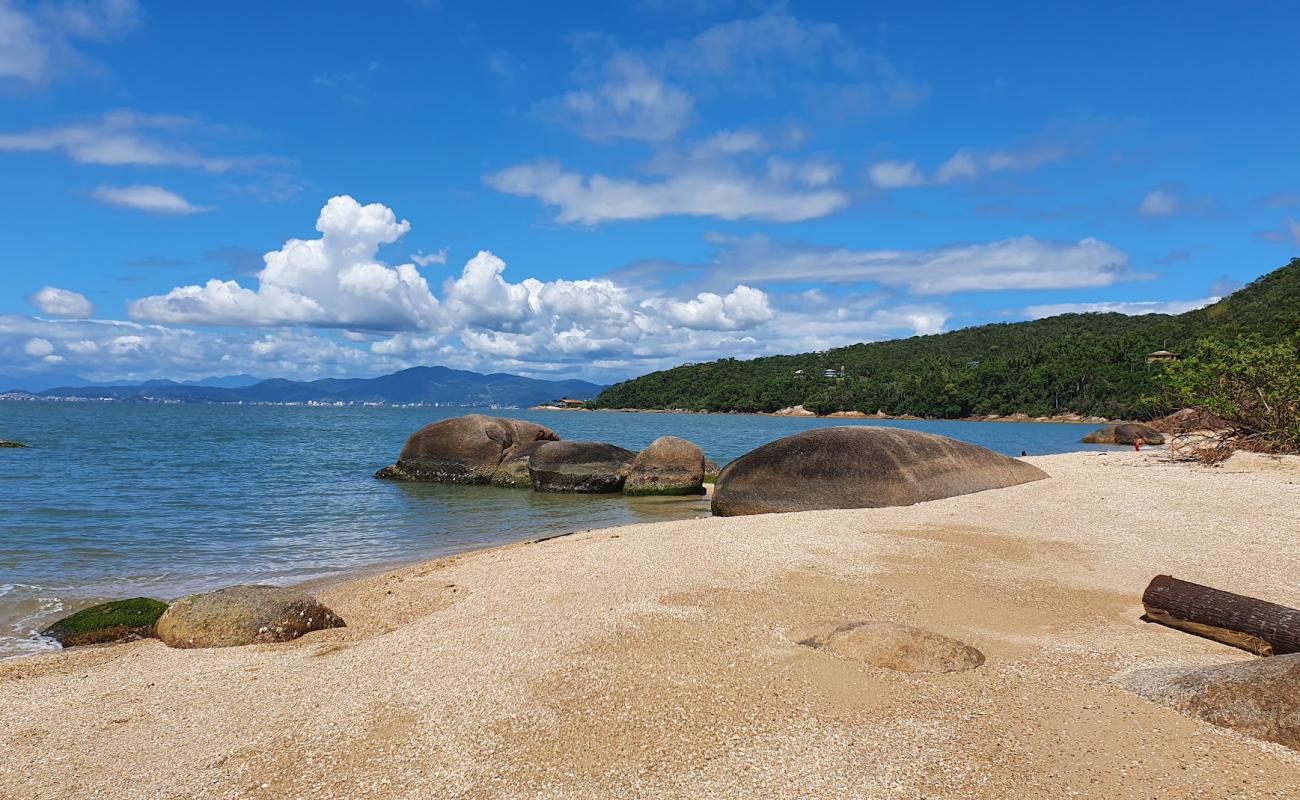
<box><xmin>1145</xmin><ymin>350</ymin><xmax>1179</xmax><ymax>363</ymax></box>
<box><xmin>556</xmin><ymin>397</ymin><xmax>586</xmax><ymax>408</ymax></box>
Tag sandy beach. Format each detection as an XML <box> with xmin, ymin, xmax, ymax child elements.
<box><xmin>2</xmin><ymin>450</ymin><xmax>1298</xmax><ymax>799</ymax></box>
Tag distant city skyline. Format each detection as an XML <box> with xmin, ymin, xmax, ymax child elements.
<box><xmin>2</xmin><ymin>1</ymin><xmax>1297</xmax><ymax>383</ymax></box>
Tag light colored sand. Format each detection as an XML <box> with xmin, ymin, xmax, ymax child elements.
<box><xmin>2</xmin><ymin>450</ymin><xmax>1298</xmax><ymax>799</ymax></box>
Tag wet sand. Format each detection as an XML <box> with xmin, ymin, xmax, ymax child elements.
<box><xmin>1</xmin><ymin>450</ymin><xmax>1298</xmax><ymax>799</ymax></box>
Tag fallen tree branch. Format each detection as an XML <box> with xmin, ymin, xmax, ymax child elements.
<box><xmin>1142</xmin><ymin>575</ymin><xmax>1300</xmax><ymax>656</ymax></box>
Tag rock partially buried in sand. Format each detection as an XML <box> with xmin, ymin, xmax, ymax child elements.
<box><xmin>803</xmin><ymin>621</ymin><xmax>985</xmax><ymax>673</ymax></box>
<box><xmin>1081</xmin><ymin>423</ymin><xmax>1165</xmax><ymax>446</ymax></box>
<box><xmin>528</xmin><ymin>441</ymin><xmax>636</xmax><ymax>493</ymax></box>
<box><xmin>376</xmin><ymin>414</ymin><xmax>560</xmax><ymax>484</ymax></box>
<box><xmin>155</xmin><ymin>585</ymin><xmax>345</xmax><ymax>649</ymax></box>
<box><xmin>1124</xmin><ymin>654</ymin><xmax>1300</xmax><ymax>750</ymax></box>
<box><xmin>711</xmin><ymin>426</ymin><xmax>1047</xmax><ymax>516</ymax></box>
<box><xmin>623</xmin><ymin>436</ymin><xmax>706</xmax><ymax>496</ymax></box>
<box><xmin>41</xmin><ymin>597</ymin><xmax>168</xmax><ymax>647</ymax></box>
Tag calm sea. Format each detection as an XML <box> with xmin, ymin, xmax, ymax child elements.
<box><xmin>0</xmin><ymin>403</ymin><xmax>1115</xmax><ymax>658</ymax></box>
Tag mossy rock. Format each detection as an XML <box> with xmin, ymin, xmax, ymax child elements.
<box><xmin>0</xmin><ymin>439</ymin><xmax>27</xmax><ymax>448</ymax></box>
<box><xmin>41</xmin><ymin>597</ymin><xmax>168</xmax><ymax>646</ymax></box>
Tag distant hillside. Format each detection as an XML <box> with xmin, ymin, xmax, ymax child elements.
<box><xmin>593</xmin><ymin>258</ymin><xmax>1300</xmax><ymax>420</ymax></box>
<box><xmin>8</xmin><ymin>366</ymin><xmax>604</xmax><ymax>408</ymax></box>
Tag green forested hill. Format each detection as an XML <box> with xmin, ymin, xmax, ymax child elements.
<box><xmin>593</xmin><ymin>258</ymin><xmax>1300</xmax><ymax>419</ymax></box>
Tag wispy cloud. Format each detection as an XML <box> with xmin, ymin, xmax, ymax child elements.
<box><xmin>1024</xmin><ymin>297</ymin><xmax>1217</xmax><ymax>319</ymax></box>
<box><xmin>92</xmin><ymin>184</ymin><xmax>212</xmax><ymax>215</ymax></box>
<box><xmin>1138</xmin><ymin>188</ymin><xmax>1178</xmax><ymax>217</ymax></box>
<box><xmin>411</xmin><ymin>248</ymin><xmax>449</xmax><ymax>267</ymax></box>
<box><xmin>0</xmin><ymin>0</ymin><xmax>141</xmax><ymax>89</ymax></box>
<box><xmin>0</xmin><ymin>110</ymin><xmax>280</xmax><ymax>172</ymax></box>
<box><xmin>869</xmin><ymin>143</ymin><xmax>1068</xmax><ymax>189</ymax></box>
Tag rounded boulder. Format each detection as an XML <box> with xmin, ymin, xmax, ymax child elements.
<box><xmin>1124</xmin><ymin>654</ymin><xmax>1300</xmax><ymax>750</ymax></box>
<box><xmin>41</xmin><ymin>597</ymin><xmax>168</xmax><ymax>647</ymax></box>
<box><xmin>711</xmin><ymin>426</ymin><xmax>1048</xmax><ymax>516</ymax></box>
<box><xmin>528</xmin><ymin>441</ymin><xmax>636</xmax><ymax>493</ymax></box>
<box><xmin>377</xmin><ymin>414</ymin><xmax>560</xmax><ymax>484</ymax></box>
<box><xmin>1081</xmin><ymin>423</ymin><xmax>1165</xmax><ymax>446</ymax></box>
<box><xmin>155</xmin><ymin>585</ymin><xmax>345</xmax><ymax>649</ymax></box>
<box><xmin>623</xmin><ymin>436</ymin><xmax>706</xmax><ymax>496</ymax></box>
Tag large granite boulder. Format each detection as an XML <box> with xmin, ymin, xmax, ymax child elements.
<box><xmin>712</xmin><ymin>429</ymin><xmax>1045</xmax><ymax>517</ymax></box>
<box><xmin>41</xmin><ymin>597</ymin><xmax>168</xmax><ymax>647</ymax></box>
<box><xmin>711</xmin><ymin>426</ymin><xmax>1047</xmax><ymax>516</ymax></box>
<box><xmin>1124</xmin><ymin>654</ymin><xmax>1300</xmax><ymax>750</ymax></box>
<box><xmin>490</xmin><ymin>440</ymin><xmax>552</xmax><ymax>488</ymax></box>
<box><xmin>155</xmin><ymin>585</ymin><xmax>345</xmax><ymax>649</ymax></box>
<box><xmin>623</xmin><ymin>436</ymin><xmax>706</xmax><ymax>496</ymax></box>
<box><xmin>375</xmin><ymin>414</ymin><xmax>560</xmax><ymax>484</ymax></box>
<box><xmin>1081</xmin><ymin>423</ymin><xmax>1165</xmax><ymax>446</ymax></box>
<box><xmin>528</xmin><ymin>441</ymin><xmax>636</xmax><ymax>493</ymax></box>
<box><xmin>802</xmin><ymin>621</ymin><xmax>985</xmax><ymax>673</ymax></box>
<box><xmin>1149</xmin><ymin>407</ymin><xmax>1236</xmax><ymax>435</ymax></box>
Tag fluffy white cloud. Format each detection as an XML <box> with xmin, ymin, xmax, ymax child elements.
<box><xmin>551</xmin><ymin>54</ymin><xmax>694</xmax><ymax>141</ymax></box>
<box><xmin>870</xmin><ymin>144</ymin><xmax>1068</xmax><ymax>189</ymax></box>
<box><xmin>1139</xmin><ymin>189</ymin><xmax>1178</xmax><ymax>217</ymax></box>
<box><xmin>0</xmin><ymin>0</ymin><xmax>139</xmax><ymax>87</ymax></box>
<box><xmin>128</xmin><ymin>195</ymin><xmax>440</xmax><ymax>330</ymax></box>
<box><xmin>28</xmin><ymin>286</ymin><xmax>93</xmax><ymax>318</ymax></box>
<box><xmin>92</xmin><ymin>184</ymin><xmax>211</xmax><ymax>214</ymax></box>
<box><xmin>1025</xmin><ymin>297</ymin><xmax>1218</xmax><ymax>319</ymax></box>
<box><xmin>650</xmin><ymin>286</ymin><xmax>774</xmax><ymax>331</ymax></box>
<box><xmin>23</xmin><ymin>337</ymin><xmax>54</xmax><ymax>357</ymax></box>
<box><xmin>487</xmin><ymin>159</ymin><xmax>849</xmax><ymax>224</ymax></box>
<box><xmin>698</xmin><ymin>234</ymin><xmax>1139</xmax><ymax>294</ymax></box>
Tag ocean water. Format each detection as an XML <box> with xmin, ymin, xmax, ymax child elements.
<box><xmin>0</xmin><ymin>402</ymin><xmax>1115</xmax><ymax>658</ymax></box>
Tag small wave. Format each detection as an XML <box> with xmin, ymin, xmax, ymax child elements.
<box><xmin>0</xmin><ymin>634</ymin><xmax>61</xmax><ymax>661</ymax></box>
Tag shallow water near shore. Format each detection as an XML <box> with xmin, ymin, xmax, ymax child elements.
<box><xmin>0</xmin><ymin>402</ymin><xmax>1113</xmax><ymax>658</ymax></box>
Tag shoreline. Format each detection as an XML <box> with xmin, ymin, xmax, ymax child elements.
<box><xmin>533</xmin><ymin>405</ymin><xmax>1123</xmax><ymax>425</ymax></box>
<box><xmin>3</xmin><ymin>450</ymin><xmax>1298</xmax><ymax>798</ymax></box>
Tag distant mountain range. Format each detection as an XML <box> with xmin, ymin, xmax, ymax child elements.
<box><xmin>1</xmin><ymin>366</ymin><xmax>604</xmax><ymax>408</ymax></box>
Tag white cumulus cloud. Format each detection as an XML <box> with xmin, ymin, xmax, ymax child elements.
<box><xmin>128</xmin><ymin>195</ymin><xmax>439</xmax><ymax>330</ymax></box>
<box><xmin>28</xmin><ymin>286</ymin><xmax>93</xmax><ymax>318</ymax></box>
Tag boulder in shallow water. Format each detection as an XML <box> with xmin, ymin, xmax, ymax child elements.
<box><xmin>528</xmin><ymin>441</ymin><xmax>636</xmax><ymax>493</ymax></box>
<box><xmin>376</xmin><ymin>414</ymin><xmax>560</xmax><ymax>484</ymax></box>
<box><xmin>623</xmin><ymin>436</ymin><xmax>706</xmax><ymax>496</ymax></box>
<box><xmin>41</xmin><ymin>597</ymin><xmax>168</xmax><ymax>647</ymax></box>
<box><xmin>1081</xmin><ymin>423</ymin><xmax>1165</xmax><ymax>446</ymax></box>
<box><xmin>491</xmin><ymin>439</ymin><xmax>552</xmax><ymax>488</ymax></box>
<box><xmin>711</xmin><ymin>426</ymin><xmax>1047</xmax><ymax>516</ymax></box>
<box><xmin>801</xmin><ymin>621</ymin><xmax>985</xmax><ymax>673</ymax></box>
<box><xmin>1124</xmin><ymin>654</ymin><xmax>1300</xmax><ymax>750</ymax></box>
<box><xmin>155</xmin><ymin>585</ymin><xmax>344</xmax><ymax>649</ymax></box>
<box><xmin>0</xmin><ymin>439</ymin><xmax>26</xmax><ymax>448</ymax></box>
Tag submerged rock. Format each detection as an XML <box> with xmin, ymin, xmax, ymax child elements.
<box><xmin>711</xmin><ymin>426</ymin><xmax>1047</xmax><ymax>516</ymax></box>
<box><xmin>155</xmin><ymin>585</ymin><xmax>345</xmax><ymax>649</ymax></box>
<box><xmin>0</xmin><ymin>439</ymin><xmax>27</xmax><ymax>448</ymax></box>
<box><xmin>624</xmin><ymin>436</ymin><xmax>706</xmax><ymax>496</ymax></box>
<box><xmin>376</xmin><ymin>414</ymin><xmax>560</xmax><ymax>484</ymax></box>
<box><xmin>41</xmin><ymin>597</ymin><xmax>168</xmax><ymax>647</ymax></box>
<box><xmin>802</xmin><ymin>621</ymin><xmax>985</xmax><ymax>673</ymax></box>
<box><xmin>529</xmin><ymin>441</ymin><xmax>636</xmax><ymax>493</ymax></box>
<box><xmin>1081</xmin><ymin>423</ymin><xmax>1165</xmax><ymax>446</ymax></box>
<box><xmin>1124</xmin><ymin>654</ymin><xmax>1300</xmax><ymax>750</ymax></box>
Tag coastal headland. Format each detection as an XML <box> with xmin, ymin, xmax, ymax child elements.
<box><xmin>2</xmin><ymin>450</ymin><xmax>1298</xmax><ymax>798</ymax></box>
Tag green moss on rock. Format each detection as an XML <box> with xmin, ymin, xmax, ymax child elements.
<box><xmin>42</xmin><ymin>597</ymin><xmax>169</xmax><ymax>647</ymax></box>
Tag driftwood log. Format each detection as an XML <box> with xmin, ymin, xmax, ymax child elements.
<box><xmin>1142</xmin><ymin>575</ymin><xmax>1300</xmax><ymax>656</ymax></box>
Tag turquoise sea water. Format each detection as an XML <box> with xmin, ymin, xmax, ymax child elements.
<box><xmin>0</xmin><ymin>402</ymin><xmax>1115</xmax><ymax>658</ymax></box>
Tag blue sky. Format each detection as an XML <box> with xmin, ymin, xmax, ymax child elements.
<box><xmin>2</xmin><ymin>1</ymin><xmax>1297</xmax><ymax>387</ymax></box>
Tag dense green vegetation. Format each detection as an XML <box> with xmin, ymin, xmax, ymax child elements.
<box><xmin>1158</xmin><ymin>335</ymin><xmax>1300</xmax><ymax>453</ymax></box>
<box><xmin>594</xmin><ymin>259</ymin><xmax>1300</xmax><ymax>420</ymax></box>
